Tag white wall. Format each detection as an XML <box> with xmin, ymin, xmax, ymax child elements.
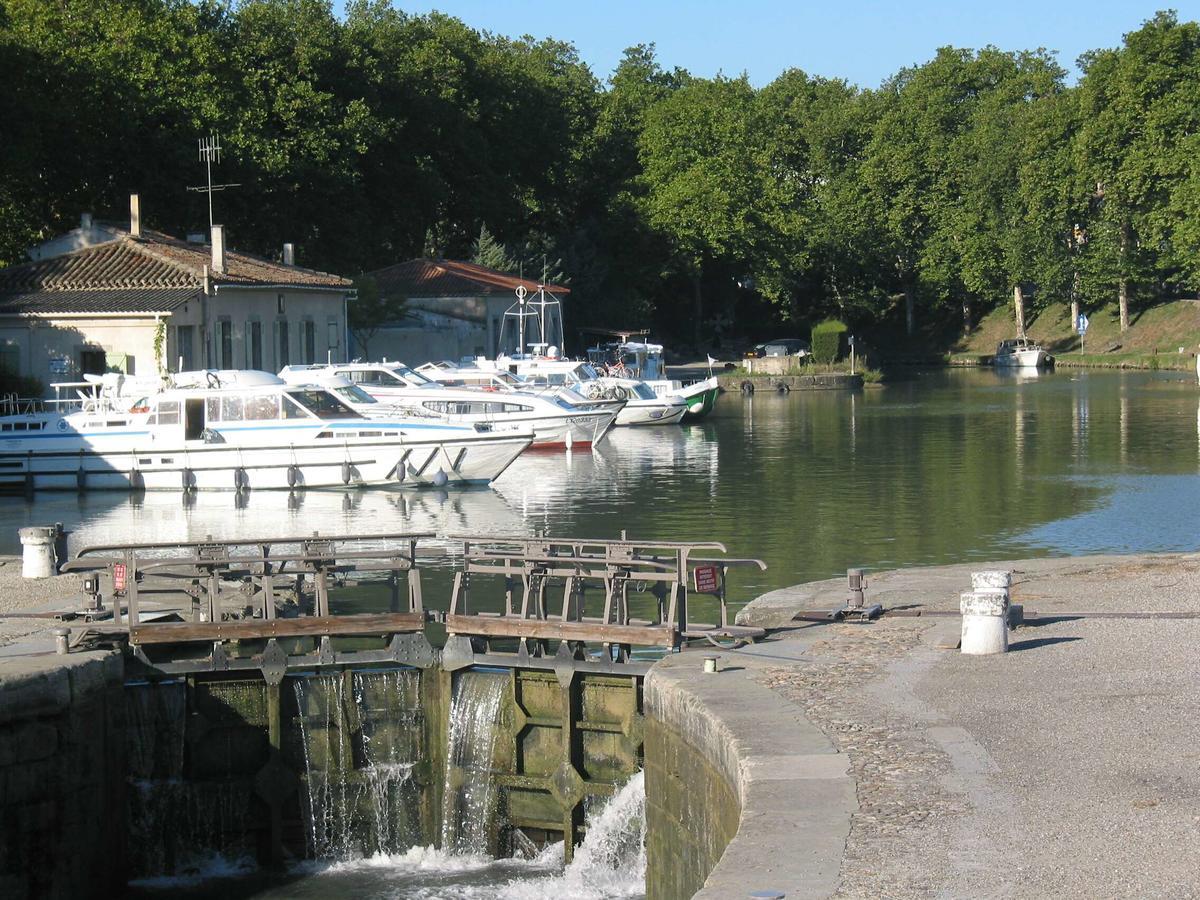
<box><xmin>0</xmin><ymin>315</ymin><xmax>159</xmax><ymax>388</ymax></box>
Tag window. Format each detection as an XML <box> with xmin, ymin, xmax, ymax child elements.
<box><xmin>79</xmin><ymin>347</ymin><xmax>106</xmax><ymax>376</ymax></box>
<box><xmin>303</xmin><ymin>320</ymin><xmax>316</xmax><ymax>364</ymax></box>
<box><xmin>248</xmin><ymin>320</ymin><xmax>262</xmax><ymax>370</ymax></box>
<box><xmin>154</xmin><ymin>400</ymin><xmax>180</xmax><ymax>425</ymax></box>
<box><xmin>176</xmin><ymin>325</ymin><xmax>195</xmax><ymax>371</ymax></box>
<box><xmin>206</xmin><ymin>397</ymin><xmax>221</xmax><ymax>421</ymax></box>
<box><xmin>277</xmin><ymin>293</ymin><xmax>286</xmax><ymax>314</ymax></box>
<box><xmin>277</xmin><ymin>320</ymin><xmax>290</xmax><ymax>368</ymax></box>
<box><xmin>221</xmin><ymin>395</ymin><xmax>243</xmax><ymax>421</ymax></box>
<box><xmin>287</xmin><ymin>389</ymin><xmax>359</xmax><ymax>420</ymax></box>
<box><xmin>244</xmin><ymin>395</ymin><xmax>279</xmax><ymax>420</ymax></box>
<box><xmin>218</xmin><ymin>319</ymin><xmax>233</xmax><ymax>369</ymax></box>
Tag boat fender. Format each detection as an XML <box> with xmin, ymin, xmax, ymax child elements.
<box><xmin>234</xmin><ymin>467</ymin><xmax>248</xmax><ymax>491</ymax></box>
<box><xmin>287</xmin><ymin>464</ymin><xmax>299</xmax><ymax>488</ymax></box>
<box><xmin>740</xmin><ymin>380</ymin><xmax>754</xmax><ymax>394</ymax></box>
<box><xmin>182</xmin><ymin>468</ymin><xmax>195</xmax><ymax>491</ymax></box>
<box><xmin>432</xmin><ymin>469</ymin><xmax>449</xmax><ymax>487</ymax></box>
<box><xmin>341</xmin><ymin>461</ymin><xmax>352</xmax><ymax>485</ymax></box>
<box><xmin>613</xmin><ymin>386</ymin><xmax>628</xmax><ymax>401</ymax></box>
<box><xmin>76</xmin><ymin>467</ymin><xmax>86</xmax><ymax>491</ymax></box>
<box><xmin>776</xmin><ymin>382</ymin><xmax>790</xmax><ymax>393</ymax></box>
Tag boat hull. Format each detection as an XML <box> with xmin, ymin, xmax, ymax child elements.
<box><xmin>615</xmin><ymin>400</ymin><xmax>688</xmax><ymax>427</ymax></box>
<box><xmin>0</xmin><ymin>431</ymin><xmax>531</xmax><ymax>492</ymax></box>
<box><xmin>994</xmin><ymin>349</ymin><xmax>1052</xmax><ymax>369</ymax></box>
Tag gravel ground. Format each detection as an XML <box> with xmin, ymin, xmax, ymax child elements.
<box><xmin>0</xmin><ymin>556</ymin><xmax>89</xmax><ymax>647</ymax></box>
<box><xmin>746</xmin><ymin>553</ymin><xmax>1200</xmax><ymax>899</ymax></box>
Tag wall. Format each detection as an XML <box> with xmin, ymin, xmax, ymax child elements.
<box><xmin>202</xmin><ymin>287</ymin><xmax>347</xmax><ymax>372</ymax></box>
<box><xmin>0</xmin><ymin>650</ymin><xmax>125</xmax><ymax>900</ymax></box>
<box><xmin>644</xmin><ymin>655</ymin><xmax>855</xmax><ymax>900</ymax></box>
<box><xmin>362</xmin><ymin>309</ymin><xmax>488</xmax><ymax>365</ymax></box>
<box><xmin>0</xmin><ymin>315</ymin><xmax>160</xmax><ymax>384</ymax></box>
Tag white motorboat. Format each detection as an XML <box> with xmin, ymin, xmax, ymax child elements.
<box><xmin>281</xmin><ymin>362</ymin><xmax>618</xmax><ymax>450</ymax></box>
<box><xmin>586</xmin><ymin>337</ymin><xmax>720</xmax><ymax>421</ymax></box>
<box><xmin>994</xmin><ymin>338</ymin><xmax>1053</xmax><ymax>369</ymax></box>
<box><xmin>0</xmin><ymin>370</ymin><xmax>531</xmax><ymax>492</ymax></box>
<box><xmin>484</xmin><ymin>357</ymin><xmax>688</xmax><ymax>427</ymax></box>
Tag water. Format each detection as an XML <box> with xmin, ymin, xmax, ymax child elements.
<box><xmin>441</xmin><ymin>672</ymin><xmax>508</xmax><ymax>856</ymax></box>
<box><xmin>10</xmin><ymin>369</ymin><xmax>1200</xmax><ymax>608</ymax></box>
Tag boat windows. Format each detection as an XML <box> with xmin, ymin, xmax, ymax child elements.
<box><xmin>244</xmin><ymin>395</ymin><xmax>280</xmax><ymax>420</ymax></box>
<box><xmin>281</xmin><ymin>395</ymin><xmax>310</xmax><ymax>419</ymax></box>
<box><xmin>346</xmin><ymin>369</ymin><xmax>404</xmax><ymax>386</ymax></box>
<box><xmin>221</xmin><ymin>396</ymin><xmax>244</xmax><ymax>422</ymax></box>
<box><xmin>631</xmin><ymin>383</ymin><xmax>657</xmax><ymax>400</ymax></box>
<box><xmin>288</xmin><ymin>389</ymin><xmax>360</xmax><ymax>420</ymax></box>
<box><xmin>333</xmin><ymin>385</ymin><xmax>377</xmax><ymax>405</ymax></box>
<box><xmin>206</xmin><ymin>397</ymin><xmax>221</xmax><ymax>422</ymax></box>
<box><xmin>155</xmin><ymin>400</ymin><xmax>180</xmax><ymax>425</ymax></box>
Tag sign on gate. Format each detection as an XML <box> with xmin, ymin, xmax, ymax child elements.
<box><xmin>693</xmin><ymin>564</ymin><xmax>720</xmax><ymax>594</ymax></box>
<box><xmin>112</xmin><ymin>562</ymin><xmax>127</xmax><ymax>594</ymax></box>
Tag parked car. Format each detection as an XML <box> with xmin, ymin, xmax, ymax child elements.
<box><xmin>745</xmin><ymin>338</ymin><xmax>811</xmax><ymax>359</ymax></box>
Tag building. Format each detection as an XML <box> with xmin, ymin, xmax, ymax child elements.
<box><xmin>0</xmin><ymin>195</ymin><xmax>352</xmax><ymax>389</ymax></box>
<box><xmin>361</xmin><ymin>259</ymin><xmax>569</xmax><ymax>364</ymax></box>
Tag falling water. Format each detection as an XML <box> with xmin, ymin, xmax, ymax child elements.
<box><xmin>441</xmin><ymin>672</ymin><xmax>507</xmax><ymax>856</ymax></box>
<box><xmin>292</xmin><ymin>670</ymin><xmax>422</xmax><ymax>860</ymax></box>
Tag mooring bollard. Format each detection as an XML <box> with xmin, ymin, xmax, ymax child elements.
<box><xmin>703</xmin><ymin>654</ymin><xmax>720</xmax><ymax>674</ymax></box>
<box><xmin>19</xmin><ymin>525</ymin><xmax>58</xmax><ymax>578</ymax></box>
<box><xmin>971</xmin><ymin>570</ymin><xmax>1022</xmax><ymax>627</ymax></box>
<box><xmin>53</xmin><ymin>628</ymin><xmax>70</xmax><ymax>655</ymax></box>
<box><xmin>960</xmin><ymin>589</ymin><xmax>1009</xmax><ymax>655</ymax></box>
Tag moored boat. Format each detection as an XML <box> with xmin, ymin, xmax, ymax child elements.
<box><xmin>994</xmin><ymin>338</ymin><xmax>1053</xmax><ymax>369</ymax></box>
<box><xmin>0</xmin><ymin>370</ymin><xmax>531</xmax><ymax>492</ymax></box>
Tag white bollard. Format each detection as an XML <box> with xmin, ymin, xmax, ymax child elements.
<box><xmin>960</xmin><ymin>589</ymin><xmax>1009</xmax><ymax>655</ymax></box>
<box><xmin>971</xmin><ymin>570</ymin><xmax>1012</xmax><ymax>591</ymax></box>
<box><xmin>19</xmin><ymin>526</ymin><xmax>57</xmax><ymax>578</ymax></box>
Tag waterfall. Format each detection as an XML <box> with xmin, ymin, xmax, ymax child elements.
<box><xmin>441</xmin><ymin>672</ymin><xmax>507</xmax><ymax>856</ymax></box>
<box><xmin>563</xmin><ymin>771</ymin><xmax>646</xmax><ymax>895</ymax></box>
<box><xmin>293</xmin><ymin>670</ymin><xmax>422</xmax><ymax>861</ymax></box>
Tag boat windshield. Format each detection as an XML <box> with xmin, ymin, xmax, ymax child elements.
<box><xmin>631</xmin><ymin>383</ymin><xmax>657</xmax><ymax>400</ymax></box>
<box><xmin>333</xmin><ymin>385</ymin><xmax>377</xmax><ymax>405</ymax></box>
<box><xmin>285</xmin><ymin>390</ymin><xmax>361</xmax><ymax>420</ymax></box>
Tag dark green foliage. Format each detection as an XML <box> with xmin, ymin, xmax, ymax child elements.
<box><xmin>1</xmin><ymin>4</ymin><xmax>1199</xmax><ymax>349</ymax></box>
<box><xmin>811</xmin><ymin>319</ymin><xmax>848</xmax><ymax>363</ymax></box>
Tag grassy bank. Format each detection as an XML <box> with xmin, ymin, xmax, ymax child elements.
<box><xmin>730</xmin><ymin>361</ymin><xmax>883</xmax><ymax>382</ymax></box>
<box><xmin>946</xmin><ymin>298</ymin><xmax>1200</xmax><ymax>370</ymax></box>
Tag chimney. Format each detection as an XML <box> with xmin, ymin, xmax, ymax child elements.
<box><xmin>282</xmin><ymin>243</ymin><xmax>295</xmax><ymax>266</ymax></box>
<box><xmin>211</xmin><ymin>224</ymin><xmax>226</xmax><ymax>274</ymax></box>
<box><xmin>80</xmin><ymin>212</ymin><xmax>93</xmax><ymax>232</ymax></box>
<box><xmin>130</xmin><ymin>194</ymin><xmax>142</xmax><ymax>238</ymax></box>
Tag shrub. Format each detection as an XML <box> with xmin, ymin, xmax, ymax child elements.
<box><xmin>811</xmin><ymin>319</ymin><xmax>848</xmax><ymax>364</ymax></box>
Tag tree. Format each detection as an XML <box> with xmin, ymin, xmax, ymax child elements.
<box><xmin>471</xmin><ymin>224</ymin><xmax>514</xmax><ymax>272</ymax></box>
<box><xmin>348</xmin><ymin>275</ymin><xmax>405</xmax><ymax>358</ymax></box>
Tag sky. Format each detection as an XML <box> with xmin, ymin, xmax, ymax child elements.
<box><xmin>333</xmin><ymin>1</ymin><xmax>1200</xmax><ymax>87</ymax></box>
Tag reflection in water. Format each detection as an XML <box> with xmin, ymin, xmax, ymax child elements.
<box><xmin>3</xmin><ymin>370</ymin><xmax>1199</xmax><ymax>606</ymax></box>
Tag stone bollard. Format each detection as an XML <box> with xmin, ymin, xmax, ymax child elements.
<box><xmin>960</xmin><ymin>590</ymin><xmax>1009</xmax><ymax>655</ymax></box>
<box><xmin>971</xmin><ymin>570</ymin><xmax>1022</xmax><ymax>628</ymax></box>
<box><xmin>53</xmin><ymin>628</ymin><xmax>70</xmax><ymax>655</ymax></box>
<box><xmin>19</xmin><ymin>525</ymin><xmax>58</xmax><ymax>578</ymax></box>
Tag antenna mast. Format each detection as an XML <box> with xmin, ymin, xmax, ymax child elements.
<box><xmin>187</xmin><ymin>135</ymin><xmax>240</xmax><ymax>230</ymax></box>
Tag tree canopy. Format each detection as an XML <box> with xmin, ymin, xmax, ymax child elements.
<box><xmin>2</xmin><ymin>2</ymin><xmax>1199</xmax><ymax>348</ymax></box>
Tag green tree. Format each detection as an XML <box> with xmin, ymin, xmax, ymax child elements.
<box><xmin>471</xmin><ymin>224</ymin><xmax>514</xmax><ymax>272</ymax></box>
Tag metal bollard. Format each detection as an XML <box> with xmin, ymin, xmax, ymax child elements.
<box><xmin>53</xmin><ymin>628</ymin><xmax>70</xmax><ymax>655</ymax></box>
<box><xmin>847</xmin><ymin>567</ymin><xmax>867</xmax><ymax>609</ymax></box>
<box><xmin>960</xmin><ymin>590</ymin><xmax>1009</xmax><ymax>655</ymax></box>
<box><xmin>19</xmin><ymin>525</ymin><xmax>57</xmax><ymax>578</ymax></box>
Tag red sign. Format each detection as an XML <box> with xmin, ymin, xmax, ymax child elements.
<box><xmin>113</xmin><ymin>563</ymin><xmax>127</xmax><ymax>594</ymax></box>
<box><xmin>693</xmin><ymin>565</ymin><xmax>720</xmax><ymax>594</ymax></box>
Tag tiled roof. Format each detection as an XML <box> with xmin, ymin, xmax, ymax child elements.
<box><xmin>368</xmin><ymin>259</ymin><xmax>569</xmax><ymax>299</ymax></box>
<box><xmin>0</xmin><ymin>230</ymin><xmax>350</xmax><ymax>316</ymax></box>
<box><xmin>0</xmin><ymin>288</ymin><xmax>198</xmax><ymax>315</ymax></box>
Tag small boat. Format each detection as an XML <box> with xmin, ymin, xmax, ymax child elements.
<box><xmin>283</xmin><ymin>362</ymin><xmax>619</xmax><ymax>450</ymax></box>
<box><xmin>994</xmin><ymin>338</ymin><xmax>1053</xmax><ymax>369</ymax></box>
<box><xmin>0</xmin><ymin>370</ymin><xmax>531</xmax><ymax>492</ymax></box>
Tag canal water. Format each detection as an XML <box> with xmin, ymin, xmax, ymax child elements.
<box><xmin>5</xmin><ymin>369</ymin><xmax>1198</xmax><ymax>609</ymax></box>
<box><xmin>8</xmin><ymin>368</ymin><xmax>1200</xmax><ymax>898</ymax></box>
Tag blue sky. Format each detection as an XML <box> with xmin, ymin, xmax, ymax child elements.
<box><xmin>333</xmin><ymin>1</ymin><xmax>1200</xmax><ymax>87</ymax></box>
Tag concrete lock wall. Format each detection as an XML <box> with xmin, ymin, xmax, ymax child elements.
<box><xmin>0</xmin><ymin>651</ymin><xmax>126</xmax><ymax>900</ymax></box>
<box><xmin>644</xmin><ymin>656</ymin><xmax>855</xmax><ymax>900</ymax></box>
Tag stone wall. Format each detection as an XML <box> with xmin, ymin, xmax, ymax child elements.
<box><xmin>0</xmin><ymin>651</ymin><xmax>125</xmax><ymax>900</ymax></box>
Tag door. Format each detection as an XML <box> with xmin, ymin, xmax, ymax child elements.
<box><xmin>185</xmin><ymin>398</ymin><xmax>205</xmax><ymax>441</ymax></box>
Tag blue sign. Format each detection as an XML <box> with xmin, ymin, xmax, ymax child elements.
<box><xmin>1076</xmin><ymin>313</ymin><xmax>1089</xmax><ymax>335</ymax></box>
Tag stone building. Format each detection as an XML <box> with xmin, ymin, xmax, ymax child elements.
<box><xmin>0</xmin><ymin>196</ymin><xmax>352</xmax><ymax>390</ymax></box>
<box><xmin>360</xmin><ymin>258</ymin><xmax>569</xmax><ymax>365</ymax></box>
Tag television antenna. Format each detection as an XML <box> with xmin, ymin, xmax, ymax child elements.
<box><xmin>186</xmin><ymin>135</ymin><xmax>240</xmax><ymax>231</ymax></box>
